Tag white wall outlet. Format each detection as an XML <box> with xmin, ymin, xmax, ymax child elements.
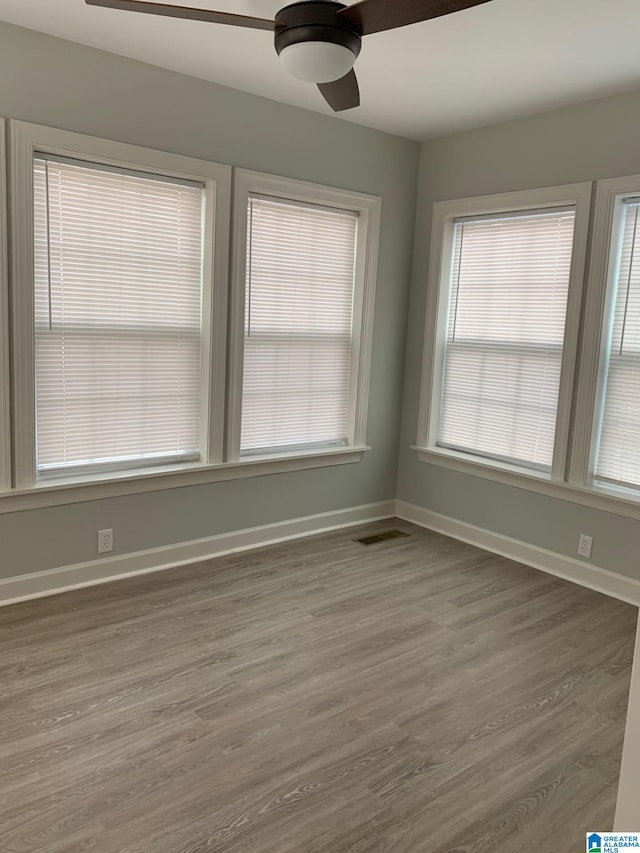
<box><xmin>98</xmin><ymin>528</ymin><xmax>113</xmax><ymax>555</ymax></box>
<box><xmin>578</xmin><ymin>533</ymin><xmax>593</xmax><ymax>559</ymax></box>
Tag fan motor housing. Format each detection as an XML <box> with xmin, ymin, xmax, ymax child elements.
<box><xmin>274</xmin><ymin>1</ymin><xmax>362</xmax><ymax>59</ymax></box>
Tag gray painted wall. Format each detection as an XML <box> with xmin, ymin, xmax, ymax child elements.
<box><xmin>0</xmin><ymin>22</ymin><xmax>419</xmax><ymax>577</ymax></box>
<box><xmin>6</xmin><ymin>21</ymin><xmax>640</xmax><ymax>584</ymax></box>
<box><xmin>397</xmin><ymin>89</ymin><xmax>640</xmax><ymax>582</ymax></box>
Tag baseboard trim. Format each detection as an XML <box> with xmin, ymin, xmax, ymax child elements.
<box><xmin>395</xmin><ymin>500</ymin><xmax>640</xmax><ymax>607</ymax></box>
<box><xmin>0</xmin><ymin>500</ymin><xmax>395</xmax><ymax>607</ymax></box>
<box><xmin>7</xmin><ymin>498</ymin><xmax>638</xmax><ymax>610</ymax></box>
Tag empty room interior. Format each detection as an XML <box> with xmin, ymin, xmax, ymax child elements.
<box><xmin>1</xmin><ymin>1</ymin><xmax>640</xmax><ymax>850</ymax></box>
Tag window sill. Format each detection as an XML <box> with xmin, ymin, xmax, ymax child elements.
<box><xmin>0</xmin><ymin>446</ymin><xmax>371</xmax><ymax>514</ymax></box>
<box><xmin>413</xmin><ymin>446</ymin><xmax>640</xmax><ymax>521</ymax></box>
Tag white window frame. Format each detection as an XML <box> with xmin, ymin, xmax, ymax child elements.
<box><xmin>0</xmin><ymin>118</ymin><xmax>10</xmax><ymax>493</ymax></box>
<box><xmin>415</xmin><ymin>183</ymin><xmax>592</xmax><ymax>485</ymax></box>
<box><xmin>227</xmin><ymin>169</ymin><xmax>381</xmax><ymax>462</ymax></box>
<box><xmin>571</xmin><ymin>173</ymin><xmax>640</xmax><ymax>501</ymax></box>
<box><xmin>10</xmin><ymin>120</ymin><xmax>231</xmax><ymax>490</ymax></box>
<box><xmin>0</xmin><ymin>124</ymin><xmax>371</xmax><ymax>515</ymax></box>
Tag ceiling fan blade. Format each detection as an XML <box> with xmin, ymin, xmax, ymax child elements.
<box><xmin>339</xmin><ymin>0</ymin><xmax>493</xmax><ymax>36</ymax></box>
<box><xmin>85</xmin><ymin>0</ymin><xmax>275</xmax><ymax>31</ymax></box>
<box><xmin>318</xmin><ymin>70</ymin><xmax>360</xmax><ymax>112</ymax></box>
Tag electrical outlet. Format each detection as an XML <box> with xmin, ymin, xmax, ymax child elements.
<box><xmin>98</xmin><ymin>528</ymin><xmax>113</xmax><ymax>554</ymax></box>
<box><xmin>577</xmin><ymin>533</ymin><xmax>593</xmax><ymax>559</ymax></box>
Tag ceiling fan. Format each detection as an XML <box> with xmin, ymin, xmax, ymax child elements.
<box><xmin>85</xmin><ymin>0</ymin><xmax>493</xmax><ymax>112</ymax></box>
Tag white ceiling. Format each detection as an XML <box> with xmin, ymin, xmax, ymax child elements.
<box><xmin>2</xmin><ymin>0</ymin><xmax>640</xmax><ymax>140</ymax></box>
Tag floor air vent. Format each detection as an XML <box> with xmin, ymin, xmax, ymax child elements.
<box><xmin>354</xmin><ymin>529</ymin><xmax>410</xmax><ymax>546</ymax></box>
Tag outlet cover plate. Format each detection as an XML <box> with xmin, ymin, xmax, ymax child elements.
<box><xmin>98</xmin><ymin>529</ymin><xmax>113</xmax><ymax>554</ymax></box>
<box><xmin>578</xmin><ymin>534</ymin><xmax>593</xmax><ymax>559</ymax></box>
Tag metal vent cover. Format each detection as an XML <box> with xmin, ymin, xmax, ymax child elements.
<box><xmin>354</xmin><ymin>529</ymin><xmax>410</xmax><ymax>546</ymax></box>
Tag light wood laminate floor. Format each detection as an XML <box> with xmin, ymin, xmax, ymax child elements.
<box><xmin>0</xmin><ymin>520</ymin><xmax>636</xmax><ymax>853</ymax></box>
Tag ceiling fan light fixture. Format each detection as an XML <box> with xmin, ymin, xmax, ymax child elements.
<box><xmin>278</xmin><ymin>40</ymin><xmax>356</xmax><ymax>84</ymax></box>
<box><xmin>86</xmin><ymin>0</ymin><xmax>496</xmax><ymax>112</ymax></box>
<box><xmin>274</xmin><ymin>2</ymin><xmax>361</xmax><ymax>85</ymax></box>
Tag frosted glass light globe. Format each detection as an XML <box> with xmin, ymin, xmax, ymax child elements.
<box><xmin>279</xmin><ymin>41</ymin><xmax>356</xmax><ymax>84</ymax></box>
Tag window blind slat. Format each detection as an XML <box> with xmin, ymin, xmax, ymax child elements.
<box><xmin>438</xmin><ymin>209</ymin><xmax>576</xmax><ymax>471</ymax></box>
<box><xmin>33</xmin><ymin>157</ymin><xmax>204</xmax><ymax>476</ymax></box>
<box><xmin>240</xmin><ymin>195</ymin><xmax>357</xmax><ymax>454</ymax></box>
<box><xmin>595</xmin><ymin>203</ymin><xmax>640</xmax><ymax>489</ymax></box>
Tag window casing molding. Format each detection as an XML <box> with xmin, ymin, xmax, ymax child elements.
<box><xmin>227</xmin><ymin>169</ymin><xmax>381</xmax><ymax>462</ymax></box>
<box><xmin>0</xmin><ymin>445</ymin><xmax>367</xmax><ymax>515</ymax></box>
<box><xmin>9</xmin><ymin>120</ymin><xmax>232</xmax><ymax>490</ymax></box>
<box><xmin>412</xmin><ymin>444</ymin><xmax>640</xmax><ymax>521</ymax></box>
<box><xmin>0</xmin><ymin>118</ymin><xmax>10</xmax><ymax>493</ymax></box>
<box><xmin>416</xmin><ymin>183</ymin><xmax>593</xmax><ymax>484</ymax></box>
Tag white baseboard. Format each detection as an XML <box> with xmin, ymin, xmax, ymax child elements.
<box><xmin>6</xmin><ymin>497</ymin><xmax>638</xmax><ymax>610</ymax></box>
<box><xmin>0</xmin><ymin>500</ymin><xmax>395</xmax><ymax>607</ymax></box>
<box><xmin>395</xmin><ymin>500</ymin><xmax>640</xmax><ymax>607</ymax></box>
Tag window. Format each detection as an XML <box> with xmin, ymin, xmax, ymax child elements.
<box><xmin>417</xmin><ymin>184</ymin><xmax>591</xmax><ymax>480</ymax></box>
<box><xmin>576</xmin><ymin>180</ymin><xmax>640</xmax><ymax>495</ymax></box>
<box><xmin>241</xmin><ymin>195</ymin><xmax>357</xmax><ymax>455</ymax></box>
<box><xmin>6</xmin><ymin>124</ymin><xmax>373</xmax><ymax>510</ymax></box>
<box><xmin>440</xmin><ymin>208</ymin><xmax>575</xmax><ymax>471</ymax></box>
<box><xmin>0</xmin><ymin>117</ymin><xmax>9</xmax><ymax>492</ymax></box>
<box><xmin>32</xmin><ymin>156</ymin><xmax>205</xmax><ymax>478</ymax></box>
<box><xmin>594</xmin><ymin>199</ymin><xmax>640</xmax><ymax>490</ymax></box>
<box><xmin>11</xmin><ymin>122</ymin><xmax>231</xmax><ymax>491</ymax></box>
<box><xmin>229</xmin><ymin>171</ymin><xmax>380</xmax><ymax>460</ymax></box>
<box><xmin>569</xmin><ymin>174</ymin><xmax>640</xmax><ymax>509</ymax></box>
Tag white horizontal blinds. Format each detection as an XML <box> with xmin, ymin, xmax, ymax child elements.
<box><xmin>438</xmin><ymin>207</ymin><xmax>576</xmax><ymax>470</ymax></box>
<box><xmin>241</xmin><ymin>194</ymin><xmax>357</xmax><ymax>454</ymax></box>
<box><xmin>595</xmin><ymin>201</ymin><xmax>640</xmax><ymax>488</ymax></box>
<box><xmin>33</xmin><ymin>156</ymin><xmax>204</xmax><ymax>476</ymax></box>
